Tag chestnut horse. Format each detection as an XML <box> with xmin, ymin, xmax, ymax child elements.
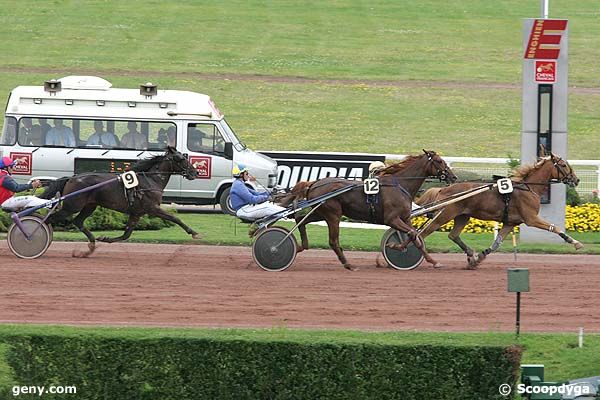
<box><xmin>416</xmin><ymin>152</ymin><xmax>582</xmax><ymax>269</ymax></box>
<box><xmin>279</xmin><ymin>150</ymin><xmax>457</xmax><ymax>270</ymax></box>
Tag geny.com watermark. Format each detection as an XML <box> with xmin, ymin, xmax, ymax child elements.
<box><xmin>498</xmin><ymin>382</ymin><xmax>592</xmax><ymax>397</ymax></box>
<box><xmin>12</xmin><ymin>385</ymin><xmax>77</xmax><ymax>397</ymax></box>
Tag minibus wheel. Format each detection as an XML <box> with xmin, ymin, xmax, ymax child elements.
<box><xmin>219</xmin><ymin>186</ymin><xmax>236</xmax><ymax>215</ymax></box>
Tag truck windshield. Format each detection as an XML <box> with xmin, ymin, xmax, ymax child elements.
<box><xmin>221</xmin><ymin>120</ymin><xmax>246</xmax><ymax>151</ymax></box>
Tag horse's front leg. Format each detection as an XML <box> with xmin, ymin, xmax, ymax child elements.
<box><xmin>97</xmin><ymin>214</ymin><xmax>141</xmax><ymax>243</ymax></box>
<box><xmin>468</xmin><ymin>224</ymin><xmax>514</xmax><ymax>269</ymax></box>
<box><xmin>523</xmin><ymin>215</ymin><xmax>584</xmax><ymax>250</ymax></box>
<box><xmin>146</xmin><ymin>207</ymin><xmax>201</xmax><ymax>239</ymax></box>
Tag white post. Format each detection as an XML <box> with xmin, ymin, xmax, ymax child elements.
<box><xmin>579</xmin><ymin>327</ymin><xmax>584</xmax><ymax>348</ymax></box>
<box><xmin>596</xmin><ymin>165</ymin><xmax>600</xmax><ymax>197</ymax></box>
<box><xmin>541</xmin><ymin>0</ymin><xmax>549</xmax><ymax>18</ymax></box>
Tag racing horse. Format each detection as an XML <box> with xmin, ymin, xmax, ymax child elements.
<box><xmin>415</xmin><ymin>151</ymin><xmax>582</xmax><ymax>269</ymax></box>
<box><xmin>40</xmin><ymin>146</ymin><xmax>200</xmax><ymax>257</ymax></box>
<box><xmin>278</xmin><ymin>150</ymin><xmax>457</xmax><ymax>270</ymax></box>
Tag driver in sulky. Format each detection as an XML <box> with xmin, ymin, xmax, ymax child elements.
<box><xmin>230</xmin><ymin>163</ymin><xmax>285</xmax><ymax>220</ymax></box>
<box><xmin>0</xmin><ymin>157</ymin><xmax>48</xmax><ymax>211</ymax></box>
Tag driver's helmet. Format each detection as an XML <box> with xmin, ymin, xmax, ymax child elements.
<box><xmin>232</xmin><ymin>163</ymin><xmax>249</xmax><ymax>177</ymax></box>
<box><xmin>368</xmin><ymin>161</ymin><xmax>386</xmax><ymax>174</ymax></box>
<box><xmin>0</xmin><ymin>157</ymin><xmax>16</xmax><ymax>169</ymax></box>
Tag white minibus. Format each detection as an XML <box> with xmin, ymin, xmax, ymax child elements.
<box><xmin>0</xmin><ymin>76</ymin><xmax>277</xmax><ymax>214</ymax></box>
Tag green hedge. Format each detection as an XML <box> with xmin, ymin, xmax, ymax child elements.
<box><xmin>1</xmin><ymin>331</ymin><xmax>521</xmax><ymax>400</ymax></box>
<box><xmin>0</xmin><ymin>207</ymin><xmax>173</xmax><ymax>232</ymax></box>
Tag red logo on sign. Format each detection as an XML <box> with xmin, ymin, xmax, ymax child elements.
<box><xmin>535</xmin><ymin>60</ymin><xmax>556</xmax><ymax>82</ymax></box>
<box><xmin>9</xmin><ymin>152</ymin><xmax>32</xmax><ymax>175</ymax></box>
<box><xmin>524</xmin><ymin>19</ymin><xmax>567</xmax><ymax>59</ymax></box>
<box><xmin>189</xmin><ymin>156</ymin><xmax>211</xmax><ymax>179</ymax></box>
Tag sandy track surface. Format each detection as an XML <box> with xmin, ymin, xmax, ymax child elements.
<box><xmin>0</xmin><ymin>241</ymin><xmax>598</xmax><ymax>332</ymax></box>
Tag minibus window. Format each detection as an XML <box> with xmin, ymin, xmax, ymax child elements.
<box><xmin>187</xmin><ymin>123</ymin><xmax>225</xmax><ymax>154</ymax></box>
<box><xmin>79</xmin><ymin>120</ymin><xmax>120</xmax><ymax>148</ymax></box>
<box><xmin>148</xmin><ymin>122</ymin><xmax>176</xmax><ymax>150</ymax></box>
<box><xmin>18</xmin><ymin>118</ymin><xmax>39</xmax><ymax>146</ymax></box>
<box><xmin>0</xmin><ymin>117</ymin><xmax>17</xmax><ymax>145</ymax></box>
<box><xmin>44</xmin><ymin>119</ymin><xmax>76</xmax><ymax>147</ymax></box>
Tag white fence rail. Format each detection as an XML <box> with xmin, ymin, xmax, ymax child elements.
<box><xmin>384</xmin><ymin>154</ymin><xmax>600</xmax><ymax>197</ymax></box>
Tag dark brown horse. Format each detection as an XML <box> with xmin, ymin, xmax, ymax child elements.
<box><xmin>279</xmin><ymin>150</ymin><xmax>457</xmax><ymax>270</ymax></box>
<box><xmin>416</xmin><ymin>152</ymin><xmax>582</xmax><ymax>269</ymax></box>
<box><xmin>40</xmin><ymin>147</ymin><xmax>200</xmax><ymax>257</ymax></box>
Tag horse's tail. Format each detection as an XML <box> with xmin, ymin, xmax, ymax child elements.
<box><xmin>39</xmin><ymin>177</ymin><xmax>70</xmax><ymax>199</ymax></box>
<box><xmin>416</xmin><ymin>187</ymin><xmax>443</xmax><ymax>206</ymax></box>
<box><xmin>275</xmin><ymin>180</ymin><xmax>314</xmax><ymax>207</ymax></box>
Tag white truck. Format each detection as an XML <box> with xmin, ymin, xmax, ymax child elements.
<box><xmin>0</xmin><ymin>76</ymin><xmax>277</xmax><ymax>214</ymax></box>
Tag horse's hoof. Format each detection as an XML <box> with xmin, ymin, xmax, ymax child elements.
<box><xmin>432</xmin><ymin>263</ymin><xmax>444</xmax><ymax>269</ymax></box>
<box><xmin>375</xmin><ymin>254</ymin><xmax>388</xmax><ymax>268</ymax></box>
<box><xmin>72</xmin><ymin>249</ymin><xmax>89</xmax><ymax>258</ymax></box>
<box><xmin>192</xmin><ymin>233</ymin><xmax>202</xmax><ymax>240</ymax></box>
<box><xmin>467</xmin><ymin>254</ymin><xmax>479</xmax><ymax>268</ymax></box>
<box><xmin>464</xmin><ymin>264</ymin><xmax>478</xmax><ymax>270</ymax></box>
<box><xmin>574</xmin><ymin>241</ymin><xmax>584</xmax><ymax>250</ymax></box>
<box><xmin>344</xmin><ymin>264</ymin><xmax>359</xmax><ymax>271</ymax></box>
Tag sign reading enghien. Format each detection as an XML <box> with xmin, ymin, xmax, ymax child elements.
<box><xmin>524</xmin><ymin>19</ymin><xmax>567</xmax><ymax>59</ymax></box>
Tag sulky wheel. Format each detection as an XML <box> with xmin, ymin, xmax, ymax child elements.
<box><xmin>7</xmin><ymin>216</ymin><xmax>53</xmax><ymax>259</ymax></box>
<box><xmin>252</xmin><ymin>226</ymin><xmax>297</xmax><ymax>271</ymax></box>
<box><xmin>381</xmin><ymin>228</ymin><xmax>424</xmax><ymax>270</ymax></box>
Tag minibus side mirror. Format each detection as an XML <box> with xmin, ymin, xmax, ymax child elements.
<box><xmin>224</xmin><ymin>142</ymin><xmax>233</xmax><ymax>159</ymax></box>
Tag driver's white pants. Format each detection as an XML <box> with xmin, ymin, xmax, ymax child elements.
<box><xmin>1</xmin><ymin>196</ymin><xmax>49</xmax><ymax>211</ymax></box>
<box><xmin>236</xmin><ymin>202</ymin><xmax>286</xmax><ymax>221</ymax></box>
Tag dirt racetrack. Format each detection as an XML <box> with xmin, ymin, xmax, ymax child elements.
<box><xmin>0</xmin><ymin>241</ymin><xmax>598</xmax><ymax>333</ymax></box>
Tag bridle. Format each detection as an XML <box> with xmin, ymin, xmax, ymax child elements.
<box><xmin>552</xmin><ymin>157</ymin><xmax>577</xmax><ymax>186</ymax></box>
<box><xmin>141</xmin><ymin>153</ymin><xmax>198</xmax><ymax>180</ymax></box>
<box><xmin>426</xmin><ymin>153</ymin><xmax>454</xmax><ymax>183</ymax></box>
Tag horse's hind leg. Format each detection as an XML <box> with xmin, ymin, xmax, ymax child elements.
<box><xmin>297</xmin><ymin>221</ymin><xmax>308</xmax><ymax>253</ymax></box>
<box><xmin>97</xmin><ymin>214</ymin><xmax>141</xmax><ymax>243</ymax></box>
<box><xmin>295</xmin><ymin>212</ymin><xmax>323</xmax><ymax>252</ymax></box>
<box><xmin>71</xmin><ymin>205</ymin><xmax>98</xmax><ymax>258</ymax></box>
<box><xmin>146</xmin><ymin>207</ymin><xmax>201</xmax><ymax>239</ymax></box>
<box><xmin>469</xmin><ymin>224</ymin><xmax>515</xmax><ymax>269</ymax></box>
<box><xmin>324</xmin><ymin>215</ymin><xmax>356</xmax><ymax>271</ymax></box>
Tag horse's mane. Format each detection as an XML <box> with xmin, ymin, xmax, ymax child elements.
<box><xmin>510</xmin><ymin>156</ymin><xmax>550</xmax><ymax>181</ymax></box>
<box><xmin>378</xmin><ymin>155</ymin><xmax>423</xmax><ymax>176</ymax></box>
<box><xmin>131</xmin><ymin>154</ymin><xmax>166</xmax><ymax>172</ymax></box>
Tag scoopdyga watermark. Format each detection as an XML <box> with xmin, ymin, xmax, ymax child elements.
<box><xmin>499</xmin><ymin>382</ymin><xmax>592</xmax><ymax>397</ymax></box>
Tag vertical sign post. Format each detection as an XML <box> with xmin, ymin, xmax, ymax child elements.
<box><xmin>508</xmin><ymin>268</ymin><xmax>530</xmax><ymax>337</ymax></box>
<box><xmin>521</xmin><ymin>18</ymin><xmax>569</xmax><ymax>243</ymax></box>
